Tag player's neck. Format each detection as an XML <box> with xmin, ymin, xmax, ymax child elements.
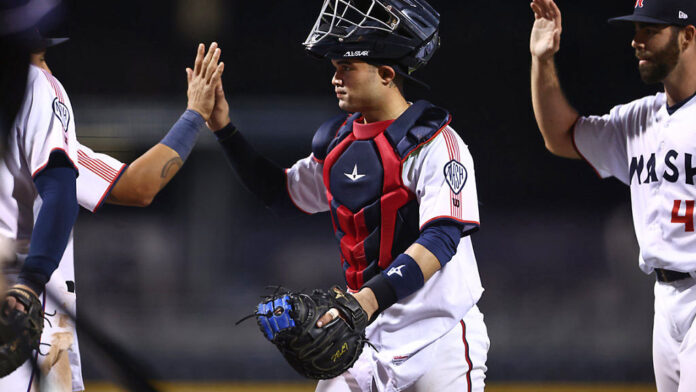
<box><xmin>360</xmin><ymin>95</ymin><xmax>410</xmax><ymax>124</ymax></box>
<box><xmin>663</xmin><ymin>58</ymin><xmax>696</xmax><ymax>106</ymax></box>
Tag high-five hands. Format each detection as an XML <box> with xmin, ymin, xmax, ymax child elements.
<box><xmin>186</xmin><ymin>42</ymin><xmax>225</xmax><ymax>121</ymax></box>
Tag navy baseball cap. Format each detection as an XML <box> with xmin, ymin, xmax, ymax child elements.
<box><xmin>26</xmin><ymin>28</ymin><xmax>68</xmax><ymax>52</ymax></box>
<box><xmin>608</xmin><ymin>0</ymin><xmax>695</xmax><ymax>26</ymax></box>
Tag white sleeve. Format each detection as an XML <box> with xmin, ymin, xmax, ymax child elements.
<box><xmin>573</xmin><ymin>103</ymin><xmax>631</xmax><ymax>184</ymax></box>
<box><xmin>76</xmin><ymin>143</ymin><xmax>126</xmax><ymax>213</ymax></box>
<box><xmin>403</xmin><ymin>127</ymin><xmax>479</xmax><ymax>231</ymax></box>
<box><xmin>285</xmin><ymin>154</ymin><xmax>329</xmax><ymax>214</ymax></box>
<box><xmin>22</xmin><ymin>67</ymin><xmax>78</xmax><ymax>177</ymax></box>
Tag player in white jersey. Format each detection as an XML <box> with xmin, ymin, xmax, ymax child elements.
<box><xmin>209</xmin><ymin>1</ymin><xmax>489</xmax><ymax>391</ymax></box>
<box><xmin>0</xmin><ymin>33</ymin><xmax>224</xmax><ymax>391</ymax></box>
<box><xmin>530</xmin><ymin>0</ymin><xmax>696</xmax><ymax>390</ymax></box>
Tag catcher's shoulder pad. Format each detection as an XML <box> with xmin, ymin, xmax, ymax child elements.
<box><xmin>311</xmin><ymin>113</ymin><xmax>352</xmax><ymax>162</ymax></box>
<box><xmin>384</xmin><ymin>99</ymin><xmax>451</xmax><ymax>160</ymax></box>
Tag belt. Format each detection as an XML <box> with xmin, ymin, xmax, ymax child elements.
<box><xmin>655</xmin><ymin>268</ymin><xmax>692</xmax><ymax>283</ymax></box>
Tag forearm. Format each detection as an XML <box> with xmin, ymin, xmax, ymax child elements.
<box><xmin>359</xmin><ymin>223</ymin><xmax>462</xmax><ymax>320</ymax></box>
<box><xmin>214</xmin><ymin>123</ymin><xmax>286</xmax><ymax>206</ymax></box>
<box><xmin>107</xmin><ymin>110</ymin><xmax>203</xmax><ymax>207</ymax></box>
<box><xmin>19</xmin><ymin>166</ymin><xmax>79</xmax><ymax>294</ymax></box>
<box><xmin>531</xmin><ymin>56</ymin><xmax>581</xmax><ymax>158</ymax></box>
<box><xmin>356</xmin><ymin>244</ymin><xmax>440</xmax><ymax>321</ymax></box>
<box><xmin>107</xmin><ymin>145</ymin><xmax>182</xmax><ymax>206</ymax></box>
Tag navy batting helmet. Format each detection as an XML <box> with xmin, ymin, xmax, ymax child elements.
<box><xmin>303</xmin><ymin>0</ymin><xmax>440</xmax><ymax>76</ymax></box>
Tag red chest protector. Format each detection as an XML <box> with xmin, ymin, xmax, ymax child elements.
<box><xmin>312</xmin><ymin>100</ymin><xmax>451</xmax><ymax>290</ymax></box>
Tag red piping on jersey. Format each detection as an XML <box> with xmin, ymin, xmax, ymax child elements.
<box><xmin>396</xmin><ymin>115</ymin><xmax>472</xmax><ymax>227</ymax></box>
<box><xmin>420</xmin><ymin>216</ymin><xmax>480</xmax><ymax>231</ymax></box>
<box><xmin>570</xmin><ymin>118</ymin><xmax>603</xmax><ymax>179</ymax></box>
<box><xmin>442</xmin><ymin>127</ymin><xmax>462</xmax><ymax>220</ymax></box>
<box><xmin>399</xmin><ymin>115</ymin><xmax>453</xmax><ymax>165</ymax></box>
<box><xmin>461</xmin><ymin>319</ymin><xmax>473</xmax><ymax>392</ymax></box>
<box><xmin>31</xmin><ymin>147</ymin><xmax>78</xmax><ymax>179</ymax></box>
<box><xmin>77</xmin><ymin>150</ymin><xmax>118</xmax><ymax>177</ymax></box>
<box><xmin>92</xmin><ymin>163</ymin><xmax>127</xmax><ymax>213</ymax></box>
<box><xmin>40</xmin><ymin>69</ymin><xmax>64</xmax><ymax>103</ymax></box>
<box><xmin>284</xmin><ymin>168</ymin><xmax>313</xmax><ymax>215</ymax></box>
<box><xmin>78</xmin><ymin>150</ymin><xmax>119</xmax><ymax>183</ymax></box>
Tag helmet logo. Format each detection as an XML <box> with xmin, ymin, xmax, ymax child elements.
<box><xmin>635</xmin><ymin>0</ymin><xmax>644</xmax><ymax>8</ymax></box>
<box><xmin>344</xmin><ymin>50</ymin><xmax>370</xmax><ymax>57</ymax></box>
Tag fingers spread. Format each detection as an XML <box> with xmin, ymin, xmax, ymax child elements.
<box><xmin>205</xmin><ymin>48</ymin><xmax>221</xmax><ymax>84</ymax></box>
<box><xmin>209</xmin><ymin>62</ymin><xmax>224</xmax><ymax>86</ymax></box>
<box><xmin>193</xmin><ymin>43</ymin><xmax>204</xmax><ymax>76</ymax></box>
<box><xmin>201</xmin><ymin>42</ymin><xmax>218</xmax><ymax>76</ymax></box>
<box><xmin>550</xmin><ymin>0</ymin><xmax>562</xmax><ymax>24</ymax></box>
<box><xmin>530</xmin><ymin>2</ymin><xmax>542</xmax><ymax>19</ymax></box>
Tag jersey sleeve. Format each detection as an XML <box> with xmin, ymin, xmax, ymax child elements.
<box><xmin>284</xmin><ymin>154</ymin><xmax>329</xmax><ymax>214</ymax></box>
<box><xmin>75</xmin><ymin>142</ymin><xmax>127</xmax><ymax>213</ymax></box>
<box><xmin>22</xmin><ymin>68</ymin><xmax>78</xmax><ymax>177</ymax></box>
<box><xmin>573</xmin><ymin>103</ymin><xmax>631</xmax><ymax>184</ymax></box>
<box><xmin>403</xmin><ymin>127</ymin><xmax>479</xmax><ymax>233</ymax></box>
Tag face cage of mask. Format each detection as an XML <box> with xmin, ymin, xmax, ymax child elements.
<box><xmin>303</xmin><ymin>0</ymin><xmax>401</xmax><ymax>47</ymax></box>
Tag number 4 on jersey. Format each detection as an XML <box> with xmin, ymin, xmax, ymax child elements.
<box><xmin>671</xmin><ymin>200</ymin><xmax>695</xmax><ymax>232</ymax></box>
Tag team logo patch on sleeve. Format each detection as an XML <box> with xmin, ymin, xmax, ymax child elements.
<box><xmin>52</xmin><ymin>98</ymin><xmax>70</xmax><ymax>132</ymax></box>
<box><xmin>444</xmin><ymin>160</ymin><xmax>467</xmax><ymax>194</ymax></box>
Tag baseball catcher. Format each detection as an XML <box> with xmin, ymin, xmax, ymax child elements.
<box><xmin>219</xmin><ymin>0</ymin><xmax>490</xmax><ymax>389</ymax></box>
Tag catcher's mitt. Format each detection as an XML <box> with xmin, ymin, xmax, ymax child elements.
<box><xmin>255</xmin><ymin>286</ymin><xmax>369</xmax><ymax>380</ymax></box>
<box><xmin>0</xmin><ymin>286</ymin><xmax>44</xmax><ymax>376</ymax></box>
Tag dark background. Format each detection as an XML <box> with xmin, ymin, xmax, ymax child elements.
<box><xmin>37</xmin><ymin>0</ymin><xmax>661</xmax><ymax>384</ymax></box>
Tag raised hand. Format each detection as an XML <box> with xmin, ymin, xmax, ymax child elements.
<box><xmin>207</xmin><ymin>82</ymin><xmax>230</xmax><ymax>132</ymax></box>
<box><xmin>186</xmin><ymin>43</ymin><xmax>225</xmax><ymax>121</ymax></box>
<box><xmin>530</xmin><ymin>0</ymin><xmax>562</xmax><ymax>60</ymax></box>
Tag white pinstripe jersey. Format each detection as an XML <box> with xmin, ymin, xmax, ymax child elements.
<box><xmin>1</xmin><ymin>65</ymin><xmax>127</xmax><ymax>242</ymax></box>
<box><xmin>285</xmin><ymin>123</ymin><xmax>484</xmax><ymax>386</ymax></box>
<box><xmin>574</xmin><ymin>92</ymin><xmax>696</xmax><ymax>275</ymax></box>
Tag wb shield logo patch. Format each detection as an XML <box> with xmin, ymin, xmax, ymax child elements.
<box><xmin>444</xmin><ymin>160</ymin><xmax>467</xmax><ymax>194</ymax></box>
<box><xmin>52</xmin><ymin>98</ymin><xmax>70</xmax><ymax>132</ymax></box>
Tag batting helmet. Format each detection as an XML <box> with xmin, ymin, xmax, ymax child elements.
<box><xmin>303</xmin><ymin>0</ymin><xmax>440</xmax><ymax>77</ymax></box>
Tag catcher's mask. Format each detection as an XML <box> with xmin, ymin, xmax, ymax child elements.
<box><xmin>303</xmin><ymin>0</ymin><xmax>440</xmax><ymax>86</ymax></box>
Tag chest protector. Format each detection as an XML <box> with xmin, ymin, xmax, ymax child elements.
<box><xmin>312</xmin><ymin>100</ymin><xmax>451</xmax><ymax>290</ymax></box>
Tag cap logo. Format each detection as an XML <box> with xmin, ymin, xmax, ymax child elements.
<box><xmin>344</xmin><ymin>50</ymin><xmax>370</xmax><ymax>57</ymax></box>
<box><xmin>635</xmin><ymin>0</ymin><xmax>644</xmax><ymax>8</ymax></box>
<box><xmin>679</xmin><ymin>11</ymin><xmax>688</xmax><ymax>19</ymax></box>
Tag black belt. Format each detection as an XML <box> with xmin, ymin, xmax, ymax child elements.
<box><xmin>655</xmin><ymin>268</ymin><xmax>691</xmax><ymax>283</ymax></box>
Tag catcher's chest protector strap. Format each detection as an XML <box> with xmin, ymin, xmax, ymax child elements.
<box><xmin>317</xmin><ymin>100</ymin><xmax>451</xmax><ymax>290</ymax></box>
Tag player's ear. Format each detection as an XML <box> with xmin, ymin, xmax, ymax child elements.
<box><xmin>377</xmin><ymin>65</ymin><xmax>397</xmax><ymax>86</ymax></box>
<box><xmin>683</xmin><ymin>25</ymin><xmax>696</xmax><ymax>50</ymax></box>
